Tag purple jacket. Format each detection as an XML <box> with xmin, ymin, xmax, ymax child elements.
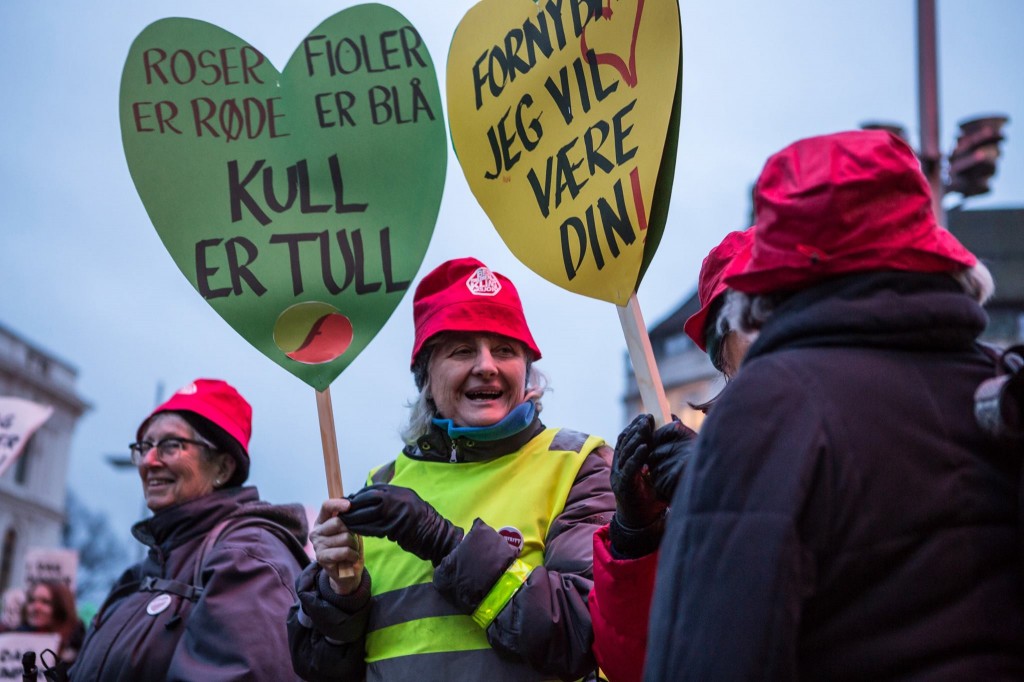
<box><xmin>72</xmin><ymin>486</ymin><xmax>309</xmax><ymax>682</ymax></box>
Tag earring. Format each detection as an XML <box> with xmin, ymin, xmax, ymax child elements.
<box><xmin>214</xmin><ymin>479</ymin><xmax>222</xmax><ymax>487</ymax></box>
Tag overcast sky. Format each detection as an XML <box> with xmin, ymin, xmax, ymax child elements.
<box><xmin>3</xmin><ymin>0</ymin><xmax>1023</xmax><ymax>552</ymax></box>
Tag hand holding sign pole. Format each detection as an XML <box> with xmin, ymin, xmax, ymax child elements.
<box><xmin>120</xmin><ymin>5</ymin><xmax>447</xmax><ymax>574</ymax></box>
<box><xmin>448</xmin><ymin>0</ymin><xmax>681</xmax><ymax>425</ymax></box>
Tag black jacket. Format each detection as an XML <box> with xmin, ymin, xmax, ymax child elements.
<box><xmin>71</xmin><ymin>486</ymin><xmax>309</xmax><ymax>682</ymax></box>
<box><xmin>645</xmin><ymin>272</ymin><xmax>1024</xmax><ymax>681</ymax></box>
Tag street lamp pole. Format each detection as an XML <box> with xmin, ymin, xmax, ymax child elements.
<box><xmin>917</xmin><ymin>0</ymin><xmax>944</xmax><ymax>225</ymax></box>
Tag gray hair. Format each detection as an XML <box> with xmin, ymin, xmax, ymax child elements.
<box><xmin>709</xmin><ymin>295</ymin><xmax>760</xmax><ymax>377</ymax></box>
<box><xmin>725</xmin><ymin>262</ymin><xmax>996</xmax><ymax>337</ymax></box>
<box><xmin>400</xmin><ymin>364</ymin><xmax>548</xmax><ymax>445</ymax></box>
<box><xmin>953</xmin><ymin>261</ymin><xmax>995</xmax><ymax>305</ymax></box>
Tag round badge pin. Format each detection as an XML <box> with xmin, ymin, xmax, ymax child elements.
<box><xmin>146</xmin><ymin>594</ymin><xmax>173</xmax><ymax>616</ymax></box>
<box><xmin>498</xmin><ymin>526</ymin><xmax>524</xmax><ymax>555</ymax></box>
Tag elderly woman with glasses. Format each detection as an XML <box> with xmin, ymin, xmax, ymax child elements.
<box><xmin>288</xmin><ymin>257</ymin><xmax>616</xmax><ymax>681</ymax></box>
<box><xmin>71</xmin><ymin>379</ymin><xmax>310</xmax><ymax>682</ymax></box>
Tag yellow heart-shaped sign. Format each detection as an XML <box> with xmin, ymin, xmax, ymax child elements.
<box><xmin>448</xmin><ymin>0</ymin><xmax>681</xmax><ymax>304</ymax></box>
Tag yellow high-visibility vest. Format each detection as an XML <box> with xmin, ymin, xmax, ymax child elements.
<box><xmin>361</xmin><ymin>427</ymin><xmax>603</xmax><ymax>680</ymax></box>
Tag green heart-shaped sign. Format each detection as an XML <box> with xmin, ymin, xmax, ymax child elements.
<box><xmin>447</xmin><ymin>0</ymin><xmax>681</xmax><ymax>305</ymax></box>
<box><xmin>120</xmin><ymin>4</ymin><xmax>446</xmax><ymax>391</ymax></box>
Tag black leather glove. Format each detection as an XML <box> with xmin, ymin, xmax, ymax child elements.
<box><xmin>609</xmin><ymin>414</ymin><xmax>668</xmax><ymax>559</ymax></box>
<box><xmin>646</xmin><ymin>418</ymin><xmax>697</xmax><ymax>502</ymax></box>
<box><xmin>610</xmin><ymin>414</ymin><xmax>665</xmax><ymax>529</ymax></box>
<box><xmin>293</xmin><ymin>562</ymin><xmax>371</xmax><ymax>641</ymax></box>
<box><xmin>340</xmin><ymin>484</ymin><xmax>464</xmax><ymax>566</ymax></box>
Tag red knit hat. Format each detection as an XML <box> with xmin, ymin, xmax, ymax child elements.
<box><xmin>683</xmin><ymin>229</ymin><xmax>754</xmax><ymax>351</ymax></box>
<box><xmin>411</xmin><ymin>258</ymin><xmax>541</xmax><ymax>366</ymax></box>
<box><xmin>726</xmin><ymin>130</ymin><xmax>977</xmax><ymax>295</ymax></box>
<box><xmin>137</xmin><ymin>379</ymin><xmax>252</xmax><ymax>485</ymax></box>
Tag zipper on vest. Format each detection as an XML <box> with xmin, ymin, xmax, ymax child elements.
<box><xmin>449</xmin><ymin>441</ymin><xmax>458</xmax><ymax>463</ymax></box>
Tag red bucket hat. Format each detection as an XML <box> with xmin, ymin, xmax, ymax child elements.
<box><xmin>137</xmin><ymin>379</ymin><xmax>252</xmax><ymax>485</ymax></box>
<box><xmin>411</xmin><ymin>257</ymin><xmax>541</xmax><ymax>366</ymax></box>
<box><xmin>726</xmin><ymin>130</ymin><xmax>977</xmax><ymax>295</ymax></box>
<box><xmin>683</xmin><ymin>229</ymin><xmax>754</xmax><ymax>351</ymax></box>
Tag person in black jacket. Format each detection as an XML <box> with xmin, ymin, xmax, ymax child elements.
<box><xmin>645</xmin><ymin>129</ymin><xmax>1024</xmax><ymax>680</ymax></box>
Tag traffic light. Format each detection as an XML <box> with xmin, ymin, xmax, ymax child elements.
<box><xmin>945</xmin><ymin>115</ymin><xmax>1009</xmax><ymax>197</ymax></box>
<box><xmin>859</xmin><ymin>121</ymin><xmax>908</xmax><ymax>141</ymax></box>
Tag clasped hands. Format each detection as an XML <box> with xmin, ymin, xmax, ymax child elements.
<box><xmin>611</xmin><ymin>413</ymin><xmax>696</xmax><ymax>530</ymax></box>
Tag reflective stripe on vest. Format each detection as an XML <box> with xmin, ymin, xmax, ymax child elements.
<box><xmin>361</xmin><ymin>427</ymin><xmax>603</xmax><ymax>676</ymax></box>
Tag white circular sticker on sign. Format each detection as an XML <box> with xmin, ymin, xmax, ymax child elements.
<box><xmin>146</xmin><ymin>594</ymin><xmax>173</xmax><ymax>616</ymax></box>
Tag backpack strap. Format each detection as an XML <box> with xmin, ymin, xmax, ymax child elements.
<box><xmin>192</xmin><ymin>515</ymin><xmax>310</xmax><ymax>591</ymax></box>
<box><xmin>131</xmin><ymin>518</ymin><xmax>246</xmax><ymax>605</ymax></box>
<box><xmin>139</xmin><ymin>575</ymin><xmax>203</xmax><ymax>602</ymax></box>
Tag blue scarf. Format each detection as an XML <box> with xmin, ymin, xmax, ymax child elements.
<box><xmin>432</xmin><ymin>401</ymin><xmax>536</xmax><ymax>442</ymax></box>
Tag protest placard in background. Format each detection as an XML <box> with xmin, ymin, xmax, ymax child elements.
<box><xmin>0</xmin><ymin>632</ymin><xmax>59</xmax><ymax>681</ymax></box>
<box><xmin>0</xmin><ymin>398</ymin><xmax>53</xmax><ymax>478</ymax></box>
<box><xmin>24</xmin><ymin>548</ymin><xmax>79</xmax><ymax>593</ymax></box>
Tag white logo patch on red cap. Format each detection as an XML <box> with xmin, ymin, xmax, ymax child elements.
<box><xmin>498</xmin><ymin>526</ymin><xmax>524</xmax><ymax>554</ymax></box>
<box><xmin>465</xmin><ymin>267</ymin><xmax>502</xmax><ymax>297</ymax></box>
<box><xmin>177</xmin><ymin>382</ymin><xmax>199</xmax><ymax>396</ymax></box>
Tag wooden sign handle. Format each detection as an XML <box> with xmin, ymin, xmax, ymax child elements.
<box><xmin>315</xmin><ymin>387</ymin><xmax>357</xmax><ymax>579</ymax></box>
<box><xmin>616</xmin><ymin>292</ymin><xmax>672</xmax><ymax>427</ymax></box>
<box><xmin>315</xmin><ymin>387</ymin><xmax>345</xmax><ymax>497</ymax></box>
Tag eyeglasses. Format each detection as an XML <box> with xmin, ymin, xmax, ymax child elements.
<box><xmin>128</xmin><ymin>437</ymin><xmax>214</xmax><ymax>465</ymax></box>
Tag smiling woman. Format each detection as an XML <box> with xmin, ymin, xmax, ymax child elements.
<box><xmin>70</xmin><ymin>380</ymin><xmax>310</xmax><ymax>682</ymax></box>
<box><xmin>425</xmin><ymin>332</ymin><xmax>529</xmax><ymax>428</ymax></box>
<box><xmin>134</xmin><ymin>413</ymin><xmax>233</xmax><ymax>511</ymax></box>
<box><xmin>288</xmin><ymin>257</ymin><xmax>616</xmax><ymax>681</ymax></box>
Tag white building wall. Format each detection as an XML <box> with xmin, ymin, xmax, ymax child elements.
<box><xmin>0</xmin><ymin>323</ymin><xmax>89</xmax><ymax>593</ymax></box>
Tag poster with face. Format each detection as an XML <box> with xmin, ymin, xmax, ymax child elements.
<box><xmin>119</xmin><ymin>5</ymin><xmax>447</xmax><ymax>391</ymax></box>
<box><xmin>448</xmin><ymin>0</ymin><xmax>682</xmax><ymax>305</ymax></box>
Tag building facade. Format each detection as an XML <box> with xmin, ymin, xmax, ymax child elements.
<box><xmin>0</xmin><ymin>322</ymin><xmax>89</xmax><ymax>593</ymax></box>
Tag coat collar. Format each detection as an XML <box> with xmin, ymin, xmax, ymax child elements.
<box><xmin>406</xmin><ymin>415</ymin><xmax>546</xmax><ymax>463</ymax></box>
<box><xmin>131</xmin><ymin>486</ymin><xmax>259</xmax><ymax>550</ymax></box>
<box><xmin>746</xmin><ymin>271</ymin><xmax>986</xmax><ymax>363</ymax></box>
